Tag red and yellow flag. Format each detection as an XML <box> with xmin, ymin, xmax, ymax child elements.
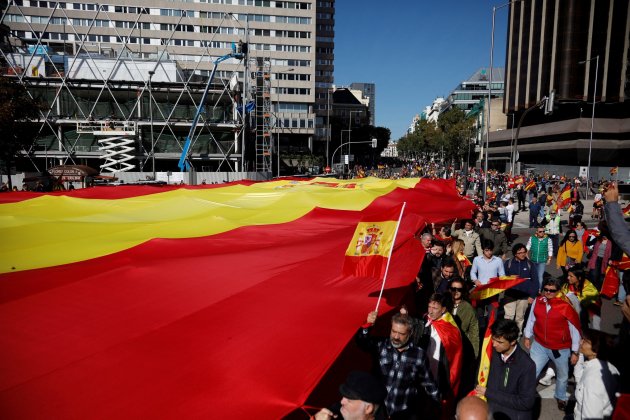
<box><xmin>343</xmin><ymin>204</ymin><xmax>404</xmax><ymax>279</ymax></box>
<box><xmin>514</xmin><ymin>176</ymin><xmax>525</xmax><ymax>185</ymax></box>
<box><xmin>456</xmin><ymin>252</ymin><xmax>472</xmax><ymax>268</ymax></box>
<box><xmin>557</xmin><ymin>185</ymin><xmax>572</xmax><ymax>209</ymax></box>
<box><xmin>548</xmin><ymin>293</ymin><xmax>582</xmax><ymax>332</ymax></box>
<box><xmin>611</xmin><ymin>254</ymin><xmax>630</xmax><ymax>271</ymax></box>
<box><xmin>474</xmin><ymin>305</ymin><xmax>497</xmax><ymax>400</ymax></box>
<box><xmin>610</xmin><ymin>166</ymin><xmax>618</xmax><ymax>175</ymax></box>
<box><xmin>469</xmin><ymin>275</ymin><xmax>526</xmax><ymax>301</ymax></box>
<box><xmin>622</xmin><ymin>203</ymin><xmax>630</xmax><ymax>216</ymax></box>
<box><xmin>524</xmin><ymin>180</ymin><xmax>536</xmax><ymax>191</ymax></box>
<box><xmin>601</xmin><ymin>266</ymin><xmax>620</xmax><ymax>299</ymax></box>
<box><xmin>0</xmin><ymin>177</ymin><xmax>477</xmax><ymax>419</ymax></box>
<box><xmin>432</xmin><ymin>312</ymin><xmax>463</xmax><ymax>395</ymax></box>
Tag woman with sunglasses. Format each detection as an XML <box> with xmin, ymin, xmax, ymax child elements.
<box><xmin>557</xmin><ymin>230</ymin><xmax>584</xmax><ymax>281</ymax></box>
<box><xmin>449</xmin><ymin>278</ymin><xmax>479</xmax><ymax>359</ymax></box>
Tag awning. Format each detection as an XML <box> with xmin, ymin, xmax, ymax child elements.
<box><xmin>48</xmin><ymin>165</ymin><xmax>98</xmax><ymax>181</ymax></box>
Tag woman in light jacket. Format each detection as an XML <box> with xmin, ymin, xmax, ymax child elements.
<box><xmin>574</xmin><ymin>329</ymin><xmax>619</xmax><ymax>420</ymax></box>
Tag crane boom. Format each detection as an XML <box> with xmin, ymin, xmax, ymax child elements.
<box><xmin>178</xmin><ymin>45</ymin><xmax>244</xmax><ymax>171</ymax></box>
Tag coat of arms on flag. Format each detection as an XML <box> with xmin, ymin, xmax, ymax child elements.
<box><xmin>349</xmin><ymin>223</ymin><xmax>394</xmax><ymax>256</ymax></box>
<box><xmin>343</xmin><ymin>204</ymin><xmax>404</xmax><ymax>279</ymax></box>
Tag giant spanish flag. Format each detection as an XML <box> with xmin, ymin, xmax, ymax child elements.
<box><xmin>0</xmin><ymin>177</ymin><xmax>475</xmax><ymax>418</ymax></box>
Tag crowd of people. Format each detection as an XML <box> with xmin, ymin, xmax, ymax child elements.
<box><xmin>312</xmin><ymin>174</ymin><xmax>630</xmax><ymax>420</ymax></box>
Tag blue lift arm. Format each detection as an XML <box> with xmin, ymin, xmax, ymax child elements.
<box><xmin>178</xmin><ymin>45</ymin><xmax>244</xmax><ymax>171</ymax></box>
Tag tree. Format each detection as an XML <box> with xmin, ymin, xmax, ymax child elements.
<box><xmin>437</xmin><ymin>108</ymin><xmax>475</xmax><ymax>167</ymax></box>
<box><xmin>0</xmin><ymin>77</ymin><xmax>43</xmax><ymax>189</ymax></box>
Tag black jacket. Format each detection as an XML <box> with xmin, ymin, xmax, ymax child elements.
<box><xmin>486</xmin><ymin>345</ymin><xmax>536</xmax><ymax>420</ymax></box>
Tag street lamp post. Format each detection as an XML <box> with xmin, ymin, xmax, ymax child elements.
<box><xmin>331</xmin><ymin>139</ymin><xmax>374</xmax><ymax>174</ymax></box>
<box><xmin>148</xmin><ymin>70</ymin><xmax>155</xmax><ymax>179</ymax></box>
<box><xmin>275</xmin><ymin>68</ymin><xmax>293</xmax><ymax>178</ymax></box>
<box><xmin>485</xmin><ymin>0</ymin><xmax>522</xmax><ymax>201</ymax></box>
<box><xmin>579</xmin><ymin>55</ymin><xmax>599</xmax><ymax>199</ymax></box>
<box><xmin>348</xmin><ymin>110</ymin><xmax>362</xmax><ymax>172</ymax></box>
<box><xmin>326</xmin><ymin>87</ymin><xmax>332</xmax><ymax>168</ymax></box>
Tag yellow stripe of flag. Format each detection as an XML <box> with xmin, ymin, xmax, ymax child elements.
<box><xmin>0</xmin><ymin>177</ymin><xmax>420</xmax><ymax>274</ymax></box>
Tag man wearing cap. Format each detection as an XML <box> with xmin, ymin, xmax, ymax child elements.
<box><xmin>357</xmin><ymin>311</ymin><xmax>440</xmax><ymax>418</ymax></box>
<box><xmin>544</xmin><ymin>209</ymin><xmax>562</xmax><ymax>255</ymax></box>
<box><xmin>313</xmin><ymin>371</ymin><xmax>387</xmax><ymax>420</ymax></box>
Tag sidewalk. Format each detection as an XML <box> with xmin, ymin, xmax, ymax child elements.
<box><xmin>508</xmin><ymin>199</ymin><xmax>624</xmax><ymax>420</ymax></box>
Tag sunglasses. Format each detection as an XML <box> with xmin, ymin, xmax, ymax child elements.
<box><xmin>568</xmin><ymin>236</ymin><xmax>577</xmax><ymax>238</ymax></box>
<box><xmin>543</xmin><ymin>288</ymin><xmax>557</xmax><ymax>293</ymax></box>
<box><xmin>450</xmin><ymin>287</ymin><xmax>463</xmax><ymax>292</ymax></box>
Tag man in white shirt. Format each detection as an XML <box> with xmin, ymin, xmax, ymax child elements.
<box><xmin>505</xmin><ymin>198</ymin><xmax>515</xmax><ymax>245</ymax></box>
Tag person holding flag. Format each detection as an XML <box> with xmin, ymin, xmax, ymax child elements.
<box><xmin>418</xmin><ymin>293</ymin><xmax>463</xmax><ymax>418</ymax></box>
<box><xmin>523</xmin><ymin>278</ymin><xmax>581</xmax><ymax>412</ymax></box>
<box><xmin>474</xmin><ymin>319</ymin><xmax>536</xmax><ymax>420</ymax></box>
<box><xmin>357</xmin><ymin>310</ymin><xmax>440</xmax><ymax>419</ymax></box>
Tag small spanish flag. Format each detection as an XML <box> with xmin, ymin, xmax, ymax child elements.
<box><xmin>610</xmin><ymin>166</ymin><xmax>618</xmax><ymax>175</ymax></box>
<box><xmin>342</xmin><ymin>203</ymin><xmax>404</xmax><ymax>279</ymax></box>
<box><xmin>524</xmin><ymin>180</ymin><xmax>536</xmax><ymax>191</ymax></box>
<box><xmin>456</xmin><ymin>252</ymin><xmax>472</xmax><ymax>268</ymax></box>
<box><xmin>470</xmin><ymin>275</ymin><xmax>526</xmax><ymax>301</ymax></box>
<box><xmin>623</xmin><ymin>203</ymin><xmax>630</xmax><ymax>216</ymax></box>
<box><xmin>558</xmin><ymin>185</ymin><xmax>572</xmax><ymax>209</ymax></box>
<box><xmin>474</xmin><ymin>305</ymin><xmax>497</xmax><ymax>401</ymax></box>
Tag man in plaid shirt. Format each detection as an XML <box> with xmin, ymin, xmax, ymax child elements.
<box><xmin>356</xmin><ymin>311</ymin><xmax>440</xmax><ymax>419</ymax></box>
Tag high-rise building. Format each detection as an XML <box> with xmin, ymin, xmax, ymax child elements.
<box><xmin>489</xmin><ymin>0</ymin><xmax>630</xmax><ymax>172</ymax></box>
<box><xmin>349</xmin><ymin>82</ymin><xmax>375</xmax><ymax>125</ymax></box>
<box><xmin>1</xmin><ymin>0</ymin><xmax>334</xmax><ymax>176</ymax></box>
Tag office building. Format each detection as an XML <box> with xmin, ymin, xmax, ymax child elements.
<box><xmin>489</xmin><ymin>0</ymin><xmax>630</xmax><ymax>172</ymax></box>
<box><xmin>1</xmin><ymin>0</ymin><xmax>335</xmax><ymax>176</ymax></box>
<box><xmin>349</xmin><ymin>82</ymin><xmax>375</xmax><ymax>125</ymax></box>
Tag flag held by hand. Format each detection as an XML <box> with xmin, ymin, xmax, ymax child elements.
<box><xmin>469</xmin><ymin>275</ymin><xmax>526</xmax><ymax>301</ymax></box>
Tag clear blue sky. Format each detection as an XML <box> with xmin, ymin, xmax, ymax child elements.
<box><xmin>334</xmin><ymin>1</ymin><xmax>510</xmax><ymax>141</ymax></box>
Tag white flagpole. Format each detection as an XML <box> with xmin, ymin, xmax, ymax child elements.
<box><xmin>374</xmin><ymin>201</ymin><xmax>407</xmax><ymax>314</ymax></box>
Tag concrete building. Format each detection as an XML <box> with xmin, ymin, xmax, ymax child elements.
<box><xmin>349</xmin><ymin>82</ymin><xmax>375</xmax><ymax>125</ymax></box>
<box><xmin>489</xmin><ymin>0</ymin><xmax>630</xmax><ymax>173</ymax></box>
<box><xmin>448</xmin><ymin>67</ymin><xmax>505</xmax><ymax>114</ymax></box>
<box><xmin>1</xmin><ymin>0</ymin><xmax>335</xmax><ymax>177</ymax></box>
<box><xmin>424</xmin><ymin>97</ymin><xmax>448</xmax><ymax>124</ymax></box>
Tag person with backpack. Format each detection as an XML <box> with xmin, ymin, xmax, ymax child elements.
<box><xmin>503</xmin><ymin>243</ymin><xmax>540</xmax><ymax>333</ymax></box>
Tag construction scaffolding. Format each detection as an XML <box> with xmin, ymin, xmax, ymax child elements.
<box><xmin>253</xmin><ymin>58</ymin><xmax>272</xmax><ymax>173</ymax></box>
<box><xmin>0</xmin><ymin>1</ymin><xmax>252</xmax><ymax>175</ymax></box>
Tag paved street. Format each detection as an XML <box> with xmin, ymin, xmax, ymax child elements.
<box><xmin>507</xmin><ymin>197</ymin><xmax>625</xmax><ymax>419</ymax></box>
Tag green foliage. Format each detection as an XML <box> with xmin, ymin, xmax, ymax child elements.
<box><xmin>397</xmin><ymin>108</ymin><xmax>475</xmax><ymax>164</ymax></box>
<box><xmin>0</xmin><ymin>77</ymin><xmax>44</xmax><ymax>188</ymax></box>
